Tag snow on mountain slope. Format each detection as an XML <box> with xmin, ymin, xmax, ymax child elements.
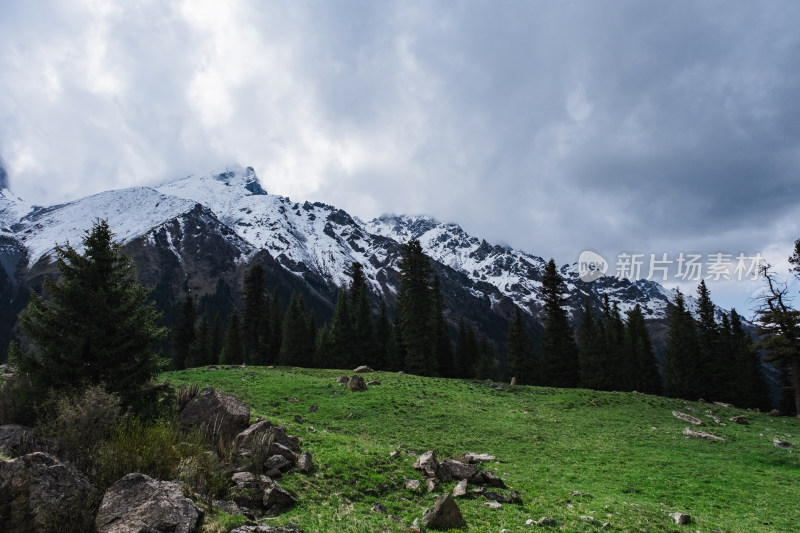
<box><xmin>0</xmin><ymin>188</ymin><xmax>31</xmax><ymax>235</ymax></box>
<box><xmin>10</xmin><ymin>187</ymin><xmax>199</xmax><ymax>265</ymax></box>
<box><xmin>157</xmin><ymin>167</ymin><xmax>396</xmax><ymax>291</ymax></box>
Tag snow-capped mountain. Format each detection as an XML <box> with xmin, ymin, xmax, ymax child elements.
<box><xmin>0</xmin><ymin>164</ymin><xmax>706</xmax><ymax>355</ymax></box>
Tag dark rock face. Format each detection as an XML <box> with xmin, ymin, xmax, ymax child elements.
<box><xmin>0</xmin><ymin>425</ymin><xmax>38</xmax><ymax>457</ymax></box>
<box><xmin>180</xmin><ymin>386</ymin><xmax>250</xmax><ymax>442</ymax></box>
<box><xmin>95</xmin><ymin>473</ymin><xmax>202</xmax><ymax>533</ymax></box>
<box><xmin>0</xmin><ymin>452</ymin><xmax>99</xmax><ymax>533</ymax></box>
<box><xmin>347</xmin><ymin>375</ymin><xmax>367</xmax><ymax>392</ymax></box>
<box><xmin>234</xmin><ymin>419</ymin><xmax>274</xmax><ymax>458</ymax></box>
<box><xmin>263</xmin><ymin>482</ymin><xmax>298</xmax><ymax>515</ymax></box>
<box><xmin>421</xmin><ymin>494</ymin><xmax>467</xmax><ymax>529</ymax></box>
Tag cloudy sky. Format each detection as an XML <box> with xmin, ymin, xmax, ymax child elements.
<box><xmin>2</xmin><ymin>0</ymin><xmax>799</xmax><ymax>315</ymax></box>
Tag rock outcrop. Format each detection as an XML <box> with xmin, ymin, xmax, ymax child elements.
<box><xmin>421</xmin><ymin>494</ymin><xmax>467</xmax><ymax>529</ymax></box>
<box><xmin>180</xmin><ymin>386</ymin><xmax>250</xmax><ymax>442</ymax></box>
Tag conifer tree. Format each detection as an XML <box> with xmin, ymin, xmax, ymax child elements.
<box><xmin>384</xmin><ymin>323</ymin><xmax>402</xmax><ymax>372</ymax></box>
<box><xmin>315</xmin><ymin>324</ymin><xmax>333</xmax><ymax>368</ymax></box>
<box><xmin>602</xmin><ymin>297</ymin><xmax>626</xmax><ymax>388</ymax></box>
<box><xmin>577</xmin><ymin>299</ymin><xmax>608</xmax><ymax>390</ymax></box>
<box><xmin>663</xmin><ymin>289</ymin><xmax>702</xmax><ymax>399</ymax></box>
<box><xmin>506</xmin><ymin>307</ymin><xmax>537</xmax><ymax>385</ymax></box>
<box><xmin>539</xmin><ymin>259</ymin><xmax>579</xmax><ymax>387</ymax></box>
<box><xmin>242</xmin><ymin>264</ymin><xmax>268</xmax><ymax>362</ymax></box>
<box><xmin>15</xmin><ymin>220</ymin><xmax>166</xmax><ymax>405</ymax></box>
<box><xmin>330</xmin><ymin>289</ymin><xmax>354</xmax><ymax>369</ymax></box>
<box><xmin>624</xmin><ymin>304</ymin><xmax>661</xmax><ymax>394</ymax></box>
<box><xmin>695</xmin><ymin>280</ymin><xmax>722</xmax><ymax>399</ymax></box>
<box><xmin>396</xmin><ymin>239</ymin><xmax>435</xmax><ymax>376</ymax></box>
<box><xmin>349</xmin><ymin>262</ymin><xmax>377</xmax><ymax>367</ymax></box>
<box><xmin>730</xmin><ymin>309</ymin><xmax>771</xmax><ymax>410</ymax></box>
<box><xmin>220</xmin><ymin>310</ymin><xmax>245</xmax><ymax>364</ymax></box>
<box><xmin>374</xmin><ymin>300</ymin><xmax>391</xmax><ymax>370</ymax></box>
<box><xmin>430</xmin><ymin>275</ymin><xmax>453</xmax><ymax>378</ymax></box>
<box><xmin>210</xmin><ymin>314</ymin><xmax>223</xmax><ymax>364</ymax></box>
<box><xmin>188</xmin><ymin>313</ymin><xmax>213</xmax><ymax>367</ymax></box>
<box><xmin>266</xmin><ymin>288</ymin><xmax>282</xmax><ymax>363</ymax></box>
<box><xmin>475</xmin><ymin>334</ymin><xmax>496</xmax><ymax>380</ymax></box>
<box><xmin>171</xmin><ymin>295</ymin><xmax>197</xmax><ymax>370</ymax></box>
<box><xmin>280</xmin><ymin>292</ymin><xmax>312</xmax><ymax>367</ymax></box>
<box><xmin>454</xmin><ymin>319</ymin><xmax>478</xmax><ymax>379</ymax></box>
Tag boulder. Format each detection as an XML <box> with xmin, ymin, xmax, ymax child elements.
<box><xmin>484</xmin><ymin>490</ymin><xmax>522</xmax><ymax>504</ymax></box>
<box><xmin>95</xmin><ymin>473</ymin><xmax>201</xmax><ymax>533</ymax></box>
<box><xmin>263</xmin><ymin>482</ymin><xmax>297</xmax><ymax>515</ymax></box>
<box><xmin>768</xmin><ymin>409</ymin><xmax>779</xmax><ymax>417</ymax></box>
<box><xmin>730</xmin><ymin>415</ymin><xmax>749</xmax><ymax>425</ymax></box>
<box><xmin>213</xmin><ymin>499</ymin><xmax>249</xmax><ymax>517</ymax></box>
<box><xmin>180</xmin><ymin>386</ymin><xmax>250</xmax><ymax>443</ymax></box>
<box><xmin>272</xmin><ymin>426</ymin><xmax>301</xmax><ymax>453</ymax></box>
<box><xmin>682</xmin><ymin>427</ymin><xmax>726</xmax><ymax>441</ymax></box>
<box><xmin>713</xmin><ymin>402</ymin><xmax>734</xmax><ymax>409</ymax></box>
<box><xmin>0</xmin><ymin>425</ymin><xmax>36</xmax><ymax>457</ymax></box>
<box><xmin>672</xmin><ymin>411</ymin><xmax>705</xmax><ymax>426</ymax></box>
<box><xmin>0</xmin><ymin>452</ymin><xmax>99</xmax><ymax>532</ymax></box>
<box><xmin>470</xmin><ymin>469</ymin><xmax>507</xmax><ymax>488</ymax></box>
<box><xmin>265</xmin><ymin>455</ymin><xmax>293</xmax><ymax>472</ymax></box>
<box><xmin>426</xmin><ymin>477</ymin><xmax>439</xmax><ymax>492</ymax></box>
<box><xmin>774</xmin><ymin>437</ymin><xmax>793</xmax><ymax>448</ymax></box>
<box><xmin>297</xmin><ymin>451</ymin><xmax>314</xmax><ymax>473</ymax></box>
<box><xmin>234</xmin><ymin>419</ymin><xmax>274</xmax><ymax>458</ymax></box>
<box><xmin>439</xmin><ymin>459</ymin><xmax>479</xmax><ymax>481</ymax></box>
<box><xmin>421</xmin><ymin>494</ymin><xmax>467</xmax><ymax>529</ymax></box>
<box><xmin>464</xmin><ymin>453</ymin><xmax>496</xmax><ymax>464</ymax></box>
<box><xmin>670</xmin><ymin>512</ymin><xmax>691</xmax><ymax>525</ymax></box>
<box><xmin>485</xmin><ymin>501</ymin><xmax>502</xmax><ymax>509</ymax></box>
<box><xmin>354</xmin><ymin>365</ymin><xmax>374</xmax><ymax>373</ymax></box>
<box><xmin>404</xmin><ymin>477</ymin><xmax>421</xmax><ymax>491</ymax></box>
<box><xmin>452</xmin><ymin>479</ymin><xmax>468</xmax><ymax>497</ymax></box>
<box><xmin>336</xmin><ymin>375</ymin><xmax>349</xmax><ymax>383</ymax></box>
<box><xmin>269</xmin><ymin>442</ymin><xmax>298</xmax><ymax>463</ymax></box>
<box><xmin>371</xmin><ymin>501</ymin><xmax>387</xmax><ymax>513</ymax></box>
<box><xmin>308</xmin><ymin>405</ymin><xmax>319</xmax><ymax>413</ymax></box>
<box><xmin>347</xmin><ymin>375</ymin><xmax>368</xmax><ymax>392</ymax></box>
<box><xmin>413</xmin><ymin>450</ymin><xmax>440</xmax><ymax>478</ymax></box>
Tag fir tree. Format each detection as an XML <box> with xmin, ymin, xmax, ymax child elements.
<box><xmin>242</xmin><ymin>264</ymin><xmax>268</xmax><ymax>362</ymax></box>
<box><xmin>695</xmin><ymin>280</ymin><xmax>721</xmax><ymax>399</ymax></box>
<box><xmin>265</xmin><ymin>288</ymin><xmax>283</xmax><ymax>363</ymax></box>
<box><xmin>663</xmin><ymin>289</ymin><xmax>702</xmax><ymax>400</ymax></box>
<box><xmin>210</xmin><ymin>314</ymin><xmax>223</xmax><ymax>365</ymax></box>
<box><xmin>280</xmin><ymin>293</ymin><xmax>312</xmax><ymax>367</ymax></box>
<box><xmin>730</xmin><ymin>309</ymin><xmax>771</xmax><ymax>410</ymax></box>
<box><xmin>187</xmin><ymin>313</ymin><xmax>213</xmax><ymax>367</ymax></box>
<box><xmin>539</xmin><ymin>259</ymin><xmax>579</xmax><ymax>387</ymax></box>
<box><xmin>171</xmin><ymin>295</ymin><xmax>197</xmax><ymax>370</ymax></box>
<box><xmin>624</xmin><ymin>304</ymin><xmax>661</xmax><ymax>394</ymax></box>
<box><xmin>15</xmin><ymin>219</ymin><xmax>166</xmax><ymax>405</ymax></box>
<box><xmin>475</xmin><ymin>334</ymin><xmax>496</xmax><ymax>380</ymax></box>
<box><xmin>602</xmin><ymin>297</ymin><xmax>627</xmax><ymax>389</ymax></box>
<box><xmin>315</xmin><ymin>324</ymin><xmax>333</xmax><ymax>368</ymax></box>
<box><xmin>577</xmin><ymin>299</ymin><xmax>608</xmax><ymax>390</ymax></box>
<box><xmin>349</xmin><ymin>262</ymin><xmax>377</xmax><ymax>367</ymax></box>
<box><xmin>430</xmin><ymin>275</ymin><xmax>453</xmax><ymax>378</ymax></box>
<box><xmin>454</xmin><ymin>318</ymin><xmax>477</xmax><ymax>379</ymax></box>
<box><xmin>330</xmin><ymin>289</ymin><xmax>354</xmax><ymax>369</ymax></box>
<box><xmin>374</xmin><ymin>300</ymin><xmax>391</xmax><ymax>370</ymax></box>
<box><xmin>220</xmin><ymin>310</ymin><xmax>245</xmax><ymax>364</ymax></box>
<box><xmin>396</xmin><ymin>239</ymin><xmax>435</xmax><ymax>376</ymax></box>
<box><xmin>506</xmin><ymin>307</ymin><xmax>537</xmax><ymax>385</ymax></box>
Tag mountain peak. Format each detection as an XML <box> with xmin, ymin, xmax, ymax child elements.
<box><xmin>211</xmin><ymin>165</ymin><xmax>267</xmax><ymax>196</ymax></box>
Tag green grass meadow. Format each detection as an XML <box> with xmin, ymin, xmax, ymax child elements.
<box><xmin>161</xmin><ymin>367</ymin><xmax>800</xmax><ymax>532</ymax></box>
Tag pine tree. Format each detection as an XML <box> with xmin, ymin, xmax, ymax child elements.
<box><xmin>430</xmin><ymin>275</ymin><xmax>453</xmax><ymax>378</ymax></box>
<box><xmin>454</xmin><ymin>319</ymin><xmax>478</xmax><ymax>379</ymax></box>
<box><xmin>187</xmin><ymin>313</ymin><xmax>213</xmax><ymax>367</ymax></box>
<box><xmin>539</xmin><ymin>259</ymin><xmax>579</xmax><ymax>387</ymax></box>
<box><xmin>210</xmin><ymin>314</ymin><xmax>223</xmax><ymax>364</ymax></box>
<box><xmin>279</xmin><ymin>292</ymin><xmax>312</xmax><ymax>367</ymax></box>
<box><xmin>315</xmin><ymin>324</ymin><xmax>333</xmax><ymax>368</ymax></box>
<box><xmin>266</xmin><ymin>288</ymin><xmax>283</xmax><ymax>363</ymax></box>
<box><xmin>171</xmin><ymin>295</ymin><xmax>197</xmax><ymax>370</ymax></box>
<box><xmin>374</xmin><ymin>300</ymin><xmax>391</xmax><ymax>370</ymax></box>
<box><xmin>475</xmin><ymin>334</ymin><xmax>496</xmax><ymax>380</ymax></box>
<box><xmin>349</xmin><ymin>262</ymin><xmax>377</xmax><ymax>367</ymax></box>
<box><xmin>730</xmin><ymin>309</ymin><xmax>771</xmax><ymax>410</ymax></box>
<box><xmin>396</xmin><ymin>239</ymin><xmax>435</xmax><ymax>376</ymax></box>
<box><xmin>663</xmin><ymin>289</ymin><xmax>703</xmax><ymax>400</ymax></box>
<box><xmin>695</xmin><ymin>280</ymin><xmax>721</xmax><ymax>399</ymax></box>
<box><xmin>506</xmin><ymin>307</ymin><xmax>537</xmax><ymax>385</ymax></box>
<box><xmin>624</xmin><ymin>304</ymin><xmax>661</xmax><ymax>394</ymax></box>
<box><xmin>220</xmin><ymin>310</ymin><xmax>245</xmax><ymax>364</ymax></box>
<box><xmin>330</xmin><ymin>289</ymin><xmax>354</xmax><ymax>369</ymax></box>
<box><xmin>242</xmin><ymin>264</ymin><xmax>268</xmax><ymax>362</ymax></box>
<box><xmin>15</xmin><ymin>219</ymin><xmax>166</xmax><ymax>405</ymax></box>
<box><xmin>577</xmin><ymin>299</ymin><xmax>608</xmax><ymax>390</ymax></box>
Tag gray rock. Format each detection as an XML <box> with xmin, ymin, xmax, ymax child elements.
<box><xmin>366</xmin><ymin>381</ymin><xmax>382</xmax><ymax>386</ymax></box>
<box><xmin>272</xmin><ymin>426</ymin><xmax>301</xmax><ymax>453</ymax></box>
<box><xmin>426</xmin><ymin>477</ymin><xmax>439</xmax><ymax>492</ymax></box>
<box><xmin>439</xmin><ymin>458</ymin><xmax>479</xmax><ymax>481</ymax></box>
<box><xmin>484</xmin><ymin>490</ymin><xmax>522</xmax><ymax>504</ymax></box>
<box><xmin>485</xmin><ymin>500</ymin><xmax>502</xmax><ymax>509</ymax></box>
<box><xmin>180</xmin><ymin>386</ymin><xmax>250</xmax><ymax>443</ymax></box>
<box><xmin>464</xmin><ymin>452</ymin><xmax>496</xmax><ymax>464</ymax></box>
<box><xmin>347</xmin><ymin>375</ymin><xmax>368</xmax><ymax>392</ymax></box>
<box><xmin>682</xmin><ymin>427</ymin><xmax>726</xmax><ymax>441</ymax></box>
<box><xmin>768</xmin><ymin>409</ymin><xmax>779</xmax><ymax>417</ymax></box>
<box><xmin>470</xmin><ymin>469</ymin><xmax>507</xmax><ymax>488</ymax></box>
<box><xmin>269</xmin><ymin>441</ymin><xmax>299</xmax><ymax>463</ymax></box>
<box><xmin>421</xmin><ymin>494</ymin><xmax>467</xmax><ymax>529</ymax></box>
<box><xmin>774</xmin><ymin>437</ymin><xmax>793</xmax><ymax>448</ymax></box>
<box><xmin>308</xmin><ymin>405</ymin><xmax>319</xmax><ymax>413</ymax></box>
<box><xmin>453</xmin><ymin>479</ymin><xmax>468</xmax><ymax>497</ymax></box>
<box><xmin>404</xmin><ymin>477</ymin><xmax>421</xmax><ymax>491</ymax></box>
<box><xmin>336</xmin><ymin>375</ymin><xmax>349</xmax><ymax>383</ymax></box>
<box><xmin>371</xmin><ymin>501</ymin><xmax>387</xmax><ymax>513</ymax></box>
<box><xmin>713</xmin><ymin>402</ymin><xmax>735</xmax><ymax>409</ymax></box>
<box><xmin>354</xmin><ymin>365</ymin><xmax>374</xmax><ymax>373</ymax></box>
<box><xmin>263</xmin><ymin>482</ymin><xmax>297</xmax><ymax>515</ymax></box>
<box><xmin>96</xmin><ymin>473</ymin><xmax>201</xmax><ymax>533</ymax></box>
<box><xmin>669</xmin><ymin>512</ymin><xmax>691</xmax><ymax>525</ymax></box>
<box><xmin>212</xmin><ymin>499</ymin><xmax>248</xmax><ymax>517</ymax></box>
<box><xmin>533</xmin><ymin>517</ymin><xmax>556</xmax><ymax>525</ymax></box>
<box><xmin>230</xmin><ymin>525</ymin><xmax>305</xmax><ymax>533</ymax></box>
<box><xmin>414</xmin><ymin>450</ymin><xmax>440</xmax><ymax>478</ymax></box>
<box><xmin>234</xmin><ymin>419</ymin><xmax>274</xmax><ymax>458</ymax></box>
<box><xmin>730</xmin><ymin>415</ymin><xmax>749</xmax><ymax>425</ymax></box>
<box><xmin>297</xmin><ymin>451</ymin><xmax>314</xmax><ymax>473</ymax></box>
<box><xmin>0</xmin><ymin>425</ymin><xmax>37</xmax><ymax>457</ymax></box>
<box><xmin>265</xmin><ymin>455</ymin><xmax>293</xmax><ymax>472</ymax></box>
<box><xmin>0</xmin><ymin>452</ymin><xmax>99</xmax><ymax>533</ymax></box>
<box><xmin>672</xmin><ymin>411</ymin><xmax>705</xmax><ymax>426</ymax></box>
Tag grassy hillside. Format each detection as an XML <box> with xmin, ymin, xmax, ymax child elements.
<box><xmin>162</xmin><ymin>367</ymin><xmax>800</xmax><ymax>532</ymax></box>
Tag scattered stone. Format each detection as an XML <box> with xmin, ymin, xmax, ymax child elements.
<box><xmin>271</xmin><ymin>401</ymin><xmax>281</xmax><ymax>407</ymax></box>
<box><xmin>768</xmin><ymin>409</ymin><xmax>779</xmax><ymax>417</ymax></box>
<box><xmin>388</xmin><ymin>515</ymin><xmax>403</xmax><ymax>523</ymax></box>
<box><xmin>347</xmin><ymin>375</ymin><xmax>368</xmax><ymax>392</ymax></box>
<box><xmin>706</xmin><ymin>414</ymin><xmax>721</xmax><ymax>424</ymax></box>
<box><xmin>464</xmin><ymin>452</ymin><xmax>496</xmax><ymax>464</ymax></box>
<box><xmin>286</xmin><ymin>397</ymin><xmax>300</xmax><ymax>403</ymax></box>
<box><xmin>730</xmin><ymin>415</ymin><xmax>749</xmax><ymax>425</ymax></box>
<box><xmin>297</xmin><ymin>451</ymin><xmax>314</xmax><ymax>473</ymax></box>
<box><xmin>534</xmin><ymin>517</ymin><xmax>555</xmax><ymax>526</ymax></box>
<box><xmin>571</xmin><ymin>491</ymin><xmax>584</xmax><ymax>497</ymax></box>
<box><xmin>421</xmin><ymin>494</ymin><xmax>467</xmax><ymax>529</ymax></box>
<box><xmin>669</xmin><ymin>512</ymin><xmax>691</xmax><ymax>525</ymax></box>
<box><xmin>263</xmin><ymin>481</ymin><xmax>297</xmax><ymax>515</ymax></box>
<box><xmin>453</xmin><ymin>479</ymin><xmax>468</xmax><ymax>497</ymax></box>
<box><xmin>713</xmin><ymin>402</ymin><xmax>735</xmax><ymax>409</ymax></box>
<box><xmin>308</xmin><ymin>405</ymin><xmax>319</xmax><ymax>413</ymax></box>
<box><xmin>439</xmin><ymin>458</ymin><xmax>479</xmax><ymax>481</ymax></box>
<box><xmin>371</xmin><ymin>501</ymin><xmax>387</xmax><ymax>513</ymax></box>
<box><xmin>672</xmin><ymin>411</ymin><xmax>705</xmax><ymax>426</ymax></box>
<box><xmin>581</xmin><ymin>516</ymin><xmax>595</xmax><ymax>521</ymax></box>
<box><xmin>354</xmin><ymin>365</ymin><xmax>374</xmax><ymax>373</ymax></box>
<box><xmin>470</xmin><ymin>469</ymin><xmax>507</xmax><ymax>488</ymax></box>
<box><xmin>485</xmin><ymin>491</ymin><xmax>522</xmax><ymax>504</ymax></box>
<box><xmin>682</xmin><ymin>427</ymin><xmax>726</xmax><ymax>441</ymax></box>
<box><xmin>426</xmin><ymin>477</ymin><xmax>439</xmax><ymax>492</ymax></box>
<box><xmin>265</xmin><ymin>455</ymin><xmax>292</xmax><ymax>472</ymax></box>
<box><xmin>96</xmin><ymin>473</ymin><xmax>200</xmax><ymax>533</ymax></box>
<box><xmin>485</xmin><ymin>501</ymin><xmax>502</xmax><ymax>509</ymax></box>
<box><xmin>510</xmin><ymin>377</ymin><xmax>518</xmax><ymax>386</ymax></box>
<box><xmin>774</xmin><ymin>437</ymin><xmax>793</xmax><ymax>448</ymax></box>
<box><xmin>366</xmin><ymin>381</ymin><xmax>382</xmax><ymax>386</ymax></box>
<box><xmin>180</xmin><ymin>386</ymin><xmax>251</xmax><ymax>442</ymax></box>
<box><xmin>336</xmin><ymin>375</ymin><xmax>349</xmax><ymax>383</ymax></box>
<box><xmin>269</xmin><ymin>441</ymin><xmax>299</xmax><ymax>463</ymax></box>
<box><xmin>404</xmin><ymin>477</ymin><xmax>421</xmax><ymax>491</ymax></box>
<box><xmin>0</xmin><ymin>452</ymin><xmax>99</xmax><ymax>532</ymax></box>
<box><xmin>390</xmin><ymin>451</ymin><xmax>401</xmax><ymax>458</ymax></box>
<box><xmin>414</xmin><ymin>450</ymin><xmax>440</xmax><ymax>478</ymax></box>
<box><xmin>294</xmin><ymin>415</ymin><xmax>305</xmax><ymax>424</ymax></box>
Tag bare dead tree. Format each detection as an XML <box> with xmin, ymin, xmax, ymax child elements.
<box><xmin>754</xmin><ymin>263</ymin><xmax>800</xmax><ymax>418</ymax></box>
